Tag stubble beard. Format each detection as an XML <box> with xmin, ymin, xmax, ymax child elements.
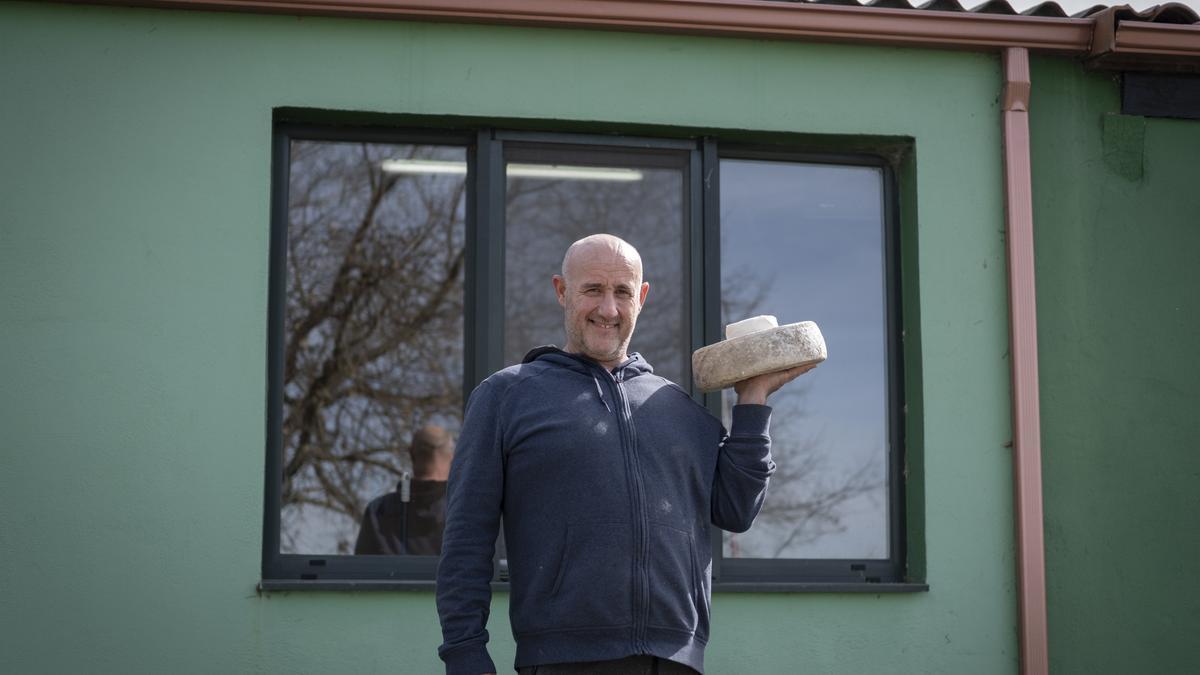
<box><xmin>566</xmin><ymin>316</ymin><xmax>634</xmax><ymax>366</ymax></box>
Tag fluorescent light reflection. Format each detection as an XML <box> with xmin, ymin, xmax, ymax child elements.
<box><xmin>380</xmin><ymin>158</ymin><xmax>643</xmax><ymax>182</ymax></box>
<box><xmin>506</xmin><ymin>164</ymin><xmax>643</xmax><ymax>182</ymax></box>
<box><xmin>380</xmin><ymin>159</ymin><xmax>466</xmax><ymax>175</ymax></box>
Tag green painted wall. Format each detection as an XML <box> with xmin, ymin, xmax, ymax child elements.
<box><xmin>0</xmin><ymin>3</ymin><xmax>1016</xmax><ymax>672</ymax></box>
<box><xmin>1030</xmin><ymin>57</ymin><xmax>1200</xmax><ymax>674</ymax></box>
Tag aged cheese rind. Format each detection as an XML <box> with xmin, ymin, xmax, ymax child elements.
<box><xmin>692</xmin><ymin>321</ymin><xmax>827</xmax><ymax>392</ymax></box>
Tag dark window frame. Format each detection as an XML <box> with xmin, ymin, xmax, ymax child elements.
<box><xmin>262</xmin><ymin>121</ymin><xmax>915</xmax><ymax>591</ymax></box>
<box><xmin>263</xmin><ymin>123</ymin><xmax>474</xmax><ymax>584</ymax></box>
<box><xmin>491</xmin><ymin>135</ymin><xmax>700</xmax><ymax>389</ymax></box>
<box><xmin>706</xmin><ymin>146</ymin><xmax>907</xmax><ymax>587</ymax></box>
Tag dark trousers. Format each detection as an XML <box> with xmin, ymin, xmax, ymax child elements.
<box><xmin>518</xmin><ymin>655</ymin><xmax>698</xmax><ymax>675</ymax></box>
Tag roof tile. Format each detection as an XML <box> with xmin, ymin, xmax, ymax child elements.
<box><xmin>799</xmin><ymin>0</ymin><xmax>1199</xmax><ymax>24</ymax></box>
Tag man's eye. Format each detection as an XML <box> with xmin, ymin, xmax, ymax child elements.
<box><xmin>584</xmin><ymin>288</ymin><xmax>602</xmax><ymax>295</ymax></box>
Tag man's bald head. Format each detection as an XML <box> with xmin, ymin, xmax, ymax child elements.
<box><xmin>409</xmin><ymin>425</ymin><xmax>453</xmax><ymax>481</ymax></box>
<box><xmin>560</xmin><ymin>234</ymin><xmax>643</xmax><ymax>286</ymax></box>
<box><xmin>552</xmin><ymin>234</ymin><xmax>650</xmax><ymax>370</ymax></box>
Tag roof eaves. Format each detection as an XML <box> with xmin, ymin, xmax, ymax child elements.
<box><xmin>1087</xmin><ymin>6</ymin><xmax>1200</xmax><ymax>70</ymax></box>
<box><xmin>37</xmin><ymin>0</ymin><xmax>1200</xmax><ymax>67</ymax></box>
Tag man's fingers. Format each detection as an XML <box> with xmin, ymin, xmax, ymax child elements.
<box><xmin>785</xmin><ymin>362</ymin><xmax>817</xmax><ymax>379</ymax></box>
<box><xmin>769</xmin><ymin>363</ymin><xmax>814</xmax><ymax>391</ymax></box>
<box><xmin>734</xmin><ymin>362</ymin><xmax>819</xmax><ymax>403</ymax></box>
<box><xmin>766</xmin><ymin>363</ymin><xmax>816</xmax><ymax>387</ymax></box>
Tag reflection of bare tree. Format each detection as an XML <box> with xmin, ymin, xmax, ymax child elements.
<box><xmin>720</xmin><ymin>265</ymin><xmax>773</xmax><ymax>326</ymax></box>
<box><xmin>741</xmin><ymin>385</ymin><xmax>884</xmax><ymax>557</ymax></box>
<box><xmin>282</xmin><ymin>141</ymin><xmax>466</xmax><ymax>554</ymax></box>
<box><xmin>721</xmin><ymin>265</ymin><xmax>885</xmax><ymax>559</ymax></box>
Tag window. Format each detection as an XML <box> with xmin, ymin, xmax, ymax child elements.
<box><xmin>503</xmin><ymin>144</ymin><xmax>689</xmax><ymax>385</ymax></box>
<box><xmin>714</xmin><ymin>155</ymin><xmax>903</xmax><ymax>585</ymax></box>
<box><xmin>263</xmin><ymin>123</ymin><xmax>905</xmax><ymax>587</ymax></box>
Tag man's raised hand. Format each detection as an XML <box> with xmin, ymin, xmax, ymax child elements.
<box><xmin>733</xmin><ymin>363</ymin><xmax>817</xmax><ymax>406</ymax></box>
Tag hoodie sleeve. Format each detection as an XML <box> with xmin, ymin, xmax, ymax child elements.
<box><xmin>436</xmin><ymin>380</ymin><xmax>505</xmax><ymax>675</ymax></box>
<box><xmin>711</xmin><ymin>403</ymin><xmax>776</xmax><ymax>533</ymax></box>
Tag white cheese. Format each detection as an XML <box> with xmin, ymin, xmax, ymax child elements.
<box><xmin>725</xmin><ymin>315</ymin><xmax>778</xmax><ymax>340</ymax></box>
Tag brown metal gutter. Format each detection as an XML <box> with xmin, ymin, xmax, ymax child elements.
<box><xmin>58</xmin><ymin>0</ymin><xmax>1097</xmax><ymax>52</ymax></box>
<box><xmin>1090</xmin><ymin>7</ymin><xmax>1200</xmax><ymax>57</ymax></box>
<box><xmin>1116</xmin><ymin>22</ymin><xmax>1200</xmax><ymax>55</ymax></box>
<box><xmin>1086</xmin><ymin>7</ymin><xmax>1200</xmax><ymax>71</ymax></box>
<box><xmin>1001</xmin><ymin>46</ymin><xmax>1049</xmax><ymax>675</ymax></box>
<box><xmin>57</xmin><ymin>0</ymin><xmax>1200</xmax><ymax>58</ymax></box>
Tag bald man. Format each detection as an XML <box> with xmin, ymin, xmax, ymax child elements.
<box><xmin>436</xmin><ymin>234</ymin><xmax>811</xmax><ymax>675</ymax></box>
<box><xmin>354</xmin><ymin>425</ymin><xmax>454</xmax><ymax>556</ymax></box>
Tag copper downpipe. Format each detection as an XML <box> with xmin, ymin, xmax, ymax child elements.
<box><xmin>1001</xmin><ymin>46</ymin><xmax>1049</xmax><ymax>675</ymax></box>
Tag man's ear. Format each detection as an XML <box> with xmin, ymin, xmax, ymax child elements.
<box><xmin>553</xmin><ymin>275</ymin><xmax>567</xmax><ymax>307</ymax></box>
<box><xmin>638</xmin><ymin>281</ymin><xmax>650</xmax><ymax>306</ymax></box>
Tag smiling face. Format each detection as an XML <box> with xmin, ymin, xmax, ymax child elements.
<box><xmin>553</xmin><ymin>235</ymin><xmax>650</xmax><ymax>370</ymax></box>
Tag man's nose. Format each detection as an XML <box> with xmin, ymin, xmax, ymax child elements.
<box><xmin>597</xmin><ymin>292</ymin><xmax>620</xmax><ymax>318</ymax></box>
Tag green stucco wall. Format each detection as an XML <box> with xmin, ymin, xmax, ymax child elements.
<box><xmin>0</xmin><ymin>3</ymin><xmax>1016</xmax><ymax>672</ymax></box>
<box><xmin>1030</xmin><ymin>57</ymin><xmax>1200</xmax><ymax>674</ymax></box>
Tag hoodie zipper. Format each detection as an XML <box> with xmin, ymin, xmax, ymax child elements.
<box><xmin>604</xmin><ymin>365</ymin><xmax>650</xmax><ymax>654</ymax></box>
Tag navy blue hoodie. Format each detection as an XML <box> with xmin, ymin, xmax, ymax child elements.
<box><xmin>436</xmin><ymin>348</ymin><xmax>775</xmax><ymax>674</ymax></box>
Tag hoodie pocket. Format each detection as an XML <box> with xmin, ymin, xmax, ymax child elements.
<box><xmin>646</xmin><ymin>523</ymin><xmax>704</xmax><ymax>634</ymax></box>
<box><xmin>543</xmin><ymin>521</ymin><xmax>633</xmax><ymax>630</ymax></box>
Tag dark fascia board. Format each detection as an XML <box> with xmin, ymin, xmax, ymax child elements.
<box><xmin>1122</xmin><ymin>72</ymin><xmax>1200</xmax><ymax>118</ymax></box>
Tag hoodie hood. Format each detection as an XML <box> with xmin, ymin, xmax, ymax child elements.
<box><xmin>521</xmin><ymin>345</ymin><xmax>655</xmax><ymax>379</ymax></box>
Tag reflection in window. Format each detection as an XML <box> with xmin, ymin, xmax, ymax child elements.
<box><xmin>503</xmin><ymin>148</ymin><xmax>688</xmax><ymax>385</ymax></box>
<box><xmin>721</xmin><ymin>159</ymin><xmax>889</xmax><ymax>560</ymax></box>
<box><xmin>281</xmin><ymin>140</ymin><xmax>466</xmax><ymax>555</ymax></box>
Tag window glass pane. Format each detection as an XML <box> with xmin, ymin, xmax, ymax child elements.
<box><xmin>282</xmin><ymin>140</ymin><xmax>466</xmax><ymax>555</ymax></box>
<box><xmin>503</xmin><ymin>148</ymin><xmax>688</xmax><ymax>386</ymax></box>
<box><xmin>720</xmin><ymin>159</ymin><xmax>890</xmax><ymax>559</ymax></box>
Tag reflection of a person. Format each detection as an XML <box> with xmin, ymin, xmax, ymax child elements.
<box><xmin>354</xmin><ymin>425</ymin><xmax>454</xmax><ymax>556</ymax></box>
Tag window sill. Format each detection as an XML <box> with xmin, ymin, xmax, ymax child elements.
<box><xmin>259</xmin><ymin>579</ymin><xmax>442</xmax><ymax>592</ymax></box>
<box><xmin>713</xmin><ymin>581</ymin><xmax>928</xmax><ymax>593</ymax></box>
<box><xmin>258</xmin><ymin>580</ymin><xmax>928</xmax><ymax>593</ymax></box>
